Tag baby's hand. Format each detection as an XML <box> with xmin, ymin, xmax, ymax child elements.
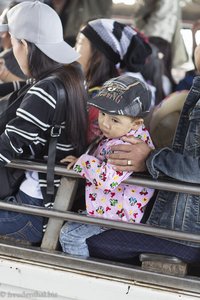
<box><xmin>60</xmin><ymin>155</ymin><xmax>78</xmax><ymax>170</ymax></box>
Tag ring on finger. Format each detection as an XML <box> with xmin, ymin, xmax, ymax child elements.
<box><xmin>127</xmin><ymin>160</ymin><xmax>132</xmax><ymax>166</ymax></box>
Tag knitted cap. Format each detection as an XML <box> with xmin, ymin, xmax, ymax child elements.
<box><xmin>81</xmin><ymin>19</ymin><xmax>152</xmax><ymax>71</ymax></box>
<box><xmin>88</xmin><ymin>75</ymin><xmax>151</xmax><ymax>118</ymax></box>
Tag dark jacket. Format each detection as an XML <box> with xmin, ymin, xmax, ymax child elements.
<box><xmin>147</xmin><ymin>76</ymin><xmax>200</xmax><ymax>246</ymax></box>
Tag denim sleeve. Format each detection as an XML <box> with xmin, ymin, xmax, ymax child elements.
<box><xmin>146</xmin><ymin>147</ymin><xmax>200</xmax><ymax>183</ymax></box>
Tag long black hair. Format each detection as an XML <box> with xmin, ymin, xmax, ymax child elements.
<box><xmin>141</xmin><ymin>43</ymin><xmax>165</xmax><ymax>105</ymax></box>
<box><xmin>85</xmin><ymin>42</ymin><xmax>119</xmax><ymax>89</ymax></box>
<box><xmin>27</xmin><ymin>42</ymin><xmax>88</xmax><ymax>156</ymax></box>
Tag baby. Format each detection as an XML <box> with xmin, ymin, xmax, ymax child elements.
<box><xmin>60</xmin><ymin>74</ymin><xmax>155</xmax><ymax>257</ymax></box>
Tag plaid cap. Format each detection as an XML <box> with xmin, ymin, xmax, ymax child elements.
<box><xmin>88</xmin><ymin>75</ymin><xmax>152</xmax><ymax>118</ymax></box>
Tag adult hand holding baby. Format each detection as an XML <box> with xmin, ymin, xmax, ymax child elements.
<box><xmin>108</xmin><ymin>136</ymin><xmax>152</xmax><ymax>172</ymax></box>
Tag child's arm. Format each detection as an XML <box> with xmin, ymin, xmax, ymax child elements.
<box><xmin>60</xmin><ymin>155</ymin><xmax>78</xmax><ymax>170</ymax></box>
<box><xmin>73</xmin><ymin>153</ymin><xmax>132</xmax><ymax>191</ymax></box>
<box><xmin>74</xmin><ymin>126</ymin><xmax>154</xmax><ymax>189</ymax></box>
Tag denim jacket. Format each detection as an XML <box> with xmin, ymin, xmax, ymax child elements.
<box><xmin>146</xmin><ymin>76</ymin><xmax>200</xmax><ymax>246</ymax></box>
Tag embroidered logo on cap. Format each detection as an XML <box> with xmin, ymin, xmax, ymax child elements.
<box><xmin>96</xmin><ymin>81</ymin><xmax>140</xmax><ymax>104</ymax></box>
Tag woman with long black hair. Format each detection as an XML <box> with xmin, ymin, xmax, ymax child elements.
<box><xmin>0</xmin><ymin>1</ymin><xmax>88</xmax><ymax>244</ymax></box>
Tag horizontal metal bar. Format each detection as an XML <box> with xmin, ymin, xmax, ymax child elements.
<box><xmin>8</xmin><ymin>159</ymin><xmax>200</xmax><ymax>195</ymax></box>
<box><xmin>0</xmin><ymin>200</ymin><xmax>200</xmax><ymax>244</ymax></box>
<box><xmin>5</xmin><ymin>159</ymin><xmax>200</xmax><ymax>244</ymax></box>
<box><xmin>1</xmin><ymin>158</ymin><xmax>200</xmax><ymax>293</ymax></box>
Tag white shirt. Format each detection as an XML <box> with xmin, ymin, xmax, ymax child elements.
<box><xmin>20</xmin><ymin>170</ymin><xmax>43</xmax><ymax>199</ymax></box>
<box><xmin>125</xmin><ymin>71</ymin><xmax>156</xmax><ymax>108</ymax></box>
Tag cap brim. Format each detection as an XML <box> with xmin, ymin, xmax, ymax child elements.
<box><xmin>0</xmin><ymin>24</ymin><xmax>8</xmax><ymax>32</ymax></box>
<box><xmin>36</xmin><ymin>41</ymin><xmax>80</xmax><ymax>64</ymax></box>
<box><xmin>88</xmin><ymin>96</ymin><xmax>117</xmax><ymax>115</ymax></box>
<box><xmin>88</xmin><ymin>92</ymin><xmax>150</xmax><ymax>118</ymax></box>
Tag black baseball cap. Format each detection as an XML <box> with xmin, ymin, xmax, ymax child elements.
<box><xmin>88</xmin><ymin>75</ymin><xmax>152</xmax><ymax>118</ymax></box>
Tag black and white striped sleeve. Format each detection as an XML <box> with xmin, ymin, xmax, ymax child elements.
<box><xmin>0</xmin><ymin>80</ymin><xmax>57</xmax><ymax>165</ymax></box>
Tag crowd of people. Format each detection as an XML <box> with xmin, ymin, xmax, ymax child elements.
<box><xmin>0</xmin><ymin>0</ymin><xmax>200</xmax><ymax>265</ymax></box>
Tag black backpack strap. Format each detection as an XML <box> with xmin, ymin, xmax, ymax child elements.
<box><xmin>46</xmin><ymin>77</ymin><xmax>66</xmax><ymax>198</ymax></box>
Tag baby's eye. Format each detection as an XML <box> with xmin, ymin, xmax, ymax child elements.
<box><xmin>112</xmin><ymin>118</ymin><xmax>119</xmax><ymax>123</ymax></box>
<box><xmin>100</xmin><ymin>111</ymin><xmax>106</xmax><ymax>116</ymax></box>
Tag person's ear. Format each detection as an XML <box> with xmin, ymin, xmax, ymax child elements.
<box><xmin>21</xmin><ymin>39</ymin><xmax>28</xmax><ymax>54</ymax></box>
<box><xmin>132</xmin><ymin>118</ymin><xmax>144</xmax><ymax>130</ymax></box>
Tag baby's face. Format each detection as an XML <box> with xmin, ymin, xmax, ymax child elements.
<box><xmin>98</xmin><ymin>111</ymin><xmax>140</xmax><ymax>139</ymax></box>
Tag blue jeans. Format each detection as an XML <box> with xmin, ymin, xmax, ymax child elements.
<box><xmin>59</xmin><ymin>222</ymin><xmax>105</xmax><ymax>257</ymax></box>
<box><xmin>0</xmin><ymin>190</ymin><xmax>44</xmax><ymax>244</ymax></box>
<box><xmin>87</xmin><ymin>230</ymin><xmax>200</xmax><ymax>264</ymax></box>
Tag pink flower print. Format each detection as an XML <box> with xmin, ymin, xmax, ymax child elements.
<box><xmin>145</xmin><ymin>136</ymin><xmax>150</xmax><ymax>144</ymax></box>
<box><xmin>86</xmin><ymin>180</ymin><xmax>92</xmax><ymax>187</ymax></box>
<box><xmin>116</xmin><ymin>171</ymin><xmax>123</xmax><ymax>176</ymax></box>
<box><xmin>85</xmin><ymin>161</ymin><xmax>91</xmax><ymax>169</ymax></box>
<box><xmin>142</xmin><ymin>127</ymin><xmax>148</xmax><ymax>132</ymax></box>
<box><xmin>140</xmin><ymin>188</ymin><xmax>148</xmax><ymax>196</ymax></box>
<box><xmin>89</xmin><ymin>193</ymin><xmax>97</xmax><ymax>201</ymax></box>
<box><xmin>99</xmin><ymin>172</ymin><xmax>107</xmax><ymax>181</ymax></box>
<box><xmin>116</xmin><ymin>208</ymin><xmax>125</xmax><ymax>218</ymax></box>
<box><xmin>104</xmin><ymin>189</ymin><xmax>111</xmax><ymax>194</ymax></box>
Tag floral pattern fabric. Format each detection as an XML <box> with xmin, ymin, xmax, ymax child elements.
<box><xmin>74</xmin><ymin>125</ymin><xmax>154</xmax><ymax>223</ymax></box>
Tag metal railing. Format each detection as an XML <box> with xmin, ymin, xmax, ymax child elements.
<box><xmin>2</xmin><ymin>158</ymin><xmax>200</xmax><ymax>244</ymax></box>
<box><xmin>9</xmin><ymin>159</ymin><xmax>200</xmax><ymax>195</ymax></box>
<box><xmin>0</xmin><ymin>159</ymin><xmax>200</xmax><ymax>294</ymax></box>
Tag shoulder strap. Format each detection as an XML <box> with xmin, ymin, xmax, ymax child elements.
<box><xmin>46</xmin><ymin>77</ymin><xmax>66</xmax><ymax>198</ymax></box>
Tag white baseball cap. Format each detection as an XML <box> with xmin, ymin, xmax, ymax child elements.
<box><xmin>0</xmin><ymin>1</ymin><xmax>79</xmax><ymax>64</ymax></box>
